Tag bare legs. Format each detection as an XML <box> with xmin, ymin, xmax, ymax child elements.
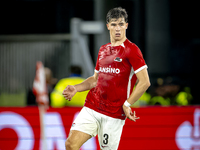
<box><xmin>65</xmin><ymin>130</ymin><xmax>91</xmax><ymax>150</ymax></box>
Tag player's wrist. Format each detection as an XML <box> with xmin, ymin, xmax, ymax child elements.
<box><xmin>124</xmin><ymin>100</ymin><xmax>131</xmax><ymax>107</ymax></box>
<box><xmin>73</xmin><ymin>85</ymin><xmax>78</xmax><ymax>92</ymax></box>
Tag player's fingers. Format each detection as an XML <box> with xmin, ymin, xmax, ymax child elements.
<box><xmin>65</xmin><ymin>97</ymin><xmax>71</xmax><ymax>101</ymax></box>
<box><xmin>127</xmin><ymin>116</ymin><xmax>133</xmax><ymax>121</ymax></box>
<box><xmin>133</xmin><ymin>118</ymin><xmax>140</xmax><ymax>122</ymax></box>
<box><xmin>63</xmin><ymin>85</ymin><xmax>70</xmax><ymax>93</ymax></box>
<box><xmin>130</xmin><ymin>111</ymin><xmax>135</xmax><ymax>117</ymax></box>
<box><xmin>63</xmin><ymin>94</ymin><xmax>71</xmax><ymax>100</ymax></box>
<box><xmin>134</xmin><ymin>111</ymin><xmax>140</xmax><ymax>119</ymax></box>
<box><xmin>63</xmin><ymin>93</ymin><xmax>68</xmax><ymax>97</ymax></box>
<box><xmin>135</xmin><ymin>117</ymin><xmax>140</xmax><ymax>120</ymax></box>
<box><xmin>63</xmin><ymin>96</ymin><xmax>69</xmax><ymax>100</ymax></box>
<box><xmin>62</xmin><ymin>90</ymin><xmax>68</xmax><ymax>95</ymax></box>
<box><xmin>127</xmin><ymin>115</ymin><xmax>135</xmax><ymax>121</ymax></box>
<box><xmin>133</xmin><ymin>111</ymin><xmax>139</xmax><ymax>118</ymax></box>
<box><xmin>129</xmin><ymin>115</ymin><xmax>140</xmax><ymax>122</ymax></box>
<box><xmin>130</xmin><ymin>110</ymin><xmax>133</xmax><ymax>116</ymax></box>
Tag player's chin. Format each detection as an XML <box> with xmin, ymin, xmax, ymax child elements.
<box><xmin>114</xmin><ymin>37</ymin><xmax>122</xmax><ymax>41</ymax></box>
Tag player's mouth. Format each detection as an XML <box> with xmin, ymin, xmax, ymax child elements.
<box><xmin>115</xmin><ymin>33</ymin><xmax>121</xmax><ymax>37</ymax></box>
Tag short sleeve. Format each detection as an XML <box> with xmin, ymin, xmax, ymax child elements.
<box><xmin>95</xmin><ymin>57</ymin><xmax>99</xmax><ymax>73</ymax></box>
<box><xmin>127</xmin><ymin>44</ymin><xmax>147</xmax><ymax>73</ymax></box>
<box><xmin>94</xmin><ymin>48</ymin><xmax>101</xmax><ymax>73</ymax></box>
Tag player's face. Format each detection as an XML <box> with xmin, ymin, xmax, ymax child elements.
<box><xmin>107</xmin><ymin>18</ymin><xmax>128</xmax><ymax>42</ymax></box>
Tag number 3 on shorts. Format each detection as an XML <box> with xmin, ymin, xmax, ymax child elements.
<box><xmin>103</xmin><ymin>134</ymin><xmax>109</xmax><ymax>144</ymax></box>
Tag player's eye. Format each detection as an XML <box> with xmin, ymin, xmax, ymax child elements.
<box><xmin>111</xmin><ymin>23</ymin><xmax>116</xmax><ymax>26</ymax></box>
<box><xmin>119</xmin><ymin>23</ymin><xmax>124</xmax><ymax>26</ymax></box>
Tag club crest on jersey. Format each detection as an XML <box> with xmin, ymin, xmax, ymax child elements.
<box><xmin>114</xmin><ymin>57</ymin><xmax>122</xmax><ymax>62</ymax></box>
<box><xmin>99</xmin><ymin>67</ymin><xmax>120</xmax><ymax>74</ymax></box>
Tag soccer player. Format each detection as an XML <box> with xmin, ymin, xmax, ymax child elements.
<box><xmin>63</xmin><ymin>7</ymin><xmax>150</xmax><ymax>150</ymax></box>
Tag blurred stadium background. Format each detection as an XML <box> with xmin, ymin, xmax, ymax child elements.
<box><xmin>0</xmin><ymin>0</ymin><xmax>199</xmax><ymax>106</ymax></box>
<box><xmin>0</xmin><ymin>0</ymin><xmax>200</xmax><ymax>150</ymax></box>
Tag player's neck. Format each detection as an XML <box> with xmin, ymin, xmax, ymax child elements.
<box><xmin>110</xmin><ymin>37</ymin><xmax>127</xmax><ymax>47</ymax></box>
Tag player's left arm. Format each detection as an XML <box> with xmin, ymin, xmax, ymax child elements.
<box><xmin>128</xmin><ymin>68</ymin><xmax>150</xmax><ymax>104</ymax></box>
<box><xmin>123</xmin><ymin>68</ymin><xmax>150</xmax><ymax>121</ymax></box>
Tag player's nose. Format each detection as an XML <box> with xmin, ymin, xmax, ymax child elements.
<box><xmin>115</xmin><ymin>25</ymin><xmax>120</xmax><ymax>30</ymax></box>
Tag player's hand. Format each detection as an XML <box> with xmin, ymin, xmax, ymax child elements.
<box><xmin>62</xmin><ymin>85</ymin><xmax>77</xmax><ymax>101</ymax></box>
<box><xmin>123</xmin><ymin>105</ymin><xmax>140</xmax><ymax>122</ymax></box>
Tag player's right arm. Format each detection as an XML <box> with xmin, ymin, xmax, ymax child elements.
<box><xmin>62</xmin><ymin>71</ymin><xmax>98</xmax><ymax>101</ymax></box>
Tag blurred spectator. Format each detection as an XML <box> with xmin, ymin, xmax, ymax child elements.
<box><xmin>45</xmin><ymin>67</ymin><xmax>58</xmax><ymax>96</ymax></box>
<box><xmin>50</xmin><ymin>65</ymin><xmax>89</xmax><ymax>107</ymax></box>
<box><xmin>27</xmin><ymin>67</ymin><xmax>57</xmax><ymax>106</ymax></box>
<box><xmin>149</xmin><ymin>77</ymin><xmax>192</xmax><ymax>106</ymax></box>
<box><xmin>175</xmin><ymin>87</ymin><xmax>193</xmax><ymax>105</ymax></box>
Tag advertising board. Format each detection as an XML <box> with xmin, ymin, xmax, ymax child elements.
<box><xmin>0</xmin><ymin>106</ymin><xmax>200</xmax><ymax>150</ymax></box>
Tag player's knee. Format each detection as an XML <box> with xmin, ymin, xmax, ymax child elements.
<box><xmin>65</xmin><ymin>139</ymin><xmax>73</xmax><ymax>150</ymax></box>
<box><xmin>65</xmin><ymin>139</ymin><xmax>77</xmax><ymax>150</ymax></box>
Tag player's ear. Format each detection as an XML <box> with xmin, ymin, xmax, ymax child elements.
<box><xmin>125</xmin><ymin>23</ymin><xmax>128</xmax><ymax>29</ymax></box>
<box><xmin>106</xmin><ymin>23</ymin><xmax>110</xmax><ymax>30</ymax></box>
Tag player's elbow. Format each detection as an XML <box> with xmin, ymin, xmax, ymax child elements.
<box><xmin>91</xmin><ymin>80</ymin><xmax>97</xmax><ymax>88</ymax></box>
<box><xmin>144</xmin><ymin>80</ymin><xmax>151</xmax><ymax>90</ymax></box>
<box><xmin>91</xmin><ymin>73</ymin><xmax>98</xmax><ymax>88</ymax></box>
<box><xmin>140</xmin><ymin>80</ymin><xmax>150</xmax><ymax>91</ymax></box>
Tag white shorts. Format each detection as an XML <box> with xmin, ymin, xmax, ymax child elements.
<box><xmin>70</xmin><ymin>107</ymin><xmax>125</xmax><ymax>150</ymax></box>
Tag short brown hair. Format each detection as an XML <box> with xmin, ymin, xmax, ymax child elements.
<box><xmin>106</xmin><ymin>7</ymin><xmax>128</xmax><ymax>23</ymax></box>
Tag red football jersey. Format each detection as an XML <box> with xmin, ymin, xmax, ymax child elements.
<box><xmin>84</xmin><ymin>39</ymin><xmax>147</xmax><ymax>120</ymax></box>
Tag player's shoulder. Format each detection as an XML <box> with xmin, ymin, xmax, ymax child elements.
<box><xmin>100</xmin><ymin>42</ymin><xmax>111</xmax><ymax>49</ymax></box>
<box><xmin>124</xmin><ymin>39</ymin><xmax>139</xmax><ymax>50</ymax></box>
<box><xmin>124</xmin><ymin>39</ymin><xmax>141</xmax><ymax>56</ymax></box>
<box><xmin>124</xmin><ymin>39</ymin><xmax>145</xmax><ymax>59</ymax></box>
<box><xmin>97</xmin><ymin>43</ymin><xmax>111</xmax><ymax>54</ymax></box>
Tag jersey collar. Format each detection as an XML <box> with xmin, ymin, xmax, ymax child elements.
<box><xmin>121</xmin><ymin>43</ymin><xmax>125</xmax><ymax>48</ymax></box>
